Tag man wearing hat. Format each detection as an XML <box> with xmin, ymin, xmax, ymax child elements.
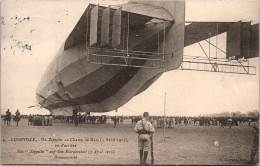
<box><xmin>73</xmin><ymin>109</ymin><xmax>78</xmax><ymax>127</ymax></box>
<box><xmin>134</xmin><ymin>112</ymin><xmax>155</xmax><ymax>164</ymax></box>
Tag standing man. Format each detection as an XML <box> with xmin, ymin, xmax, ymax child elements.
<box><xmin>3</xmin><ymin>115</ymin><xmax>6</xmax><ymax>125</ymax></box>
<box><xmin>134</xmin><ymin>112</ymin><xmax>155</xmax><ymax>164</ymax></box>
<box><xmin>49</xmin><ymin>114</ymin><xmax>53</xmax><ymax>126</ymax></box>
<box><xmin>6</xmin><ymin>109</ymin><xmax>11</xmax><ymax>126</ymax></box>
<box><xmin>228</xmin><ymin>118</ymin><xmax>232</xmax><ymax>129</ymax></box>
<box><xmin>248</xmin><ymin>119</ymin><xmax>252</xmax><ymax>126</ymax></box>
<box><xmin>73</xmin><ymin>109</ymin><xmax>78</xmax><ymax>127</ymax></box>
<box><xmin>113</xmin><ymin>116</ymin><xmax>118</xmax><ymax>128</ymax></box>
<box><xmin>15</xmin><ymin>109</ymin><xmax>21</xmax><ymax>126</ymax></box>
<box><xmin>44</xmin><ymin>115</ymin><xmax>48</xmax><ymax>126</ymax></box>
<box><xmin>28</xmin><ymin>114</ymin><xmax>33</xmax><ymax>125</ymax></box>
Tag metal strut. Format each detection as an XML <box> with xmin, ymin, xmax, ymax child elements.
<box><xmin>122</xmin><ymin>13</ymin><xmax>130</xmax><ymax>65</ymax></box>
<box><xmin>194</xmin><ymin>34</ymin><xmax>218</xmax><ymax>71</ymax></box>
<box><xmin>216</xmin><ymin>23</ymin><xmax>218</xmax><ymax>65</ymax></box>
<box><xmin>126</xmin><ymin>13</ymin><xmax>129</xmax><ymax>64</ymax></box>
<box><xmin>193</xmin><ymin>26</ymin><xmax>249</xmax><ymax>74</ymax></box>
<box><xmin>195</xmin><ymin>33</ymin><xmax>226</xmax><ymax>54</ymax></box>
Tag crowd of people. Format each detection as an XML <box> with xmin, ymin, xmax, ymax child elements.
<box><xmin>65</xmin><ymin>114</ymin><xmax>108</xmax><ymax>124</ymax></box>
<box><xmin>133</xmin><ymin>112</ymin><xmax>259</xmax><ymax>164</ymax></box>
<box><xmin>2</xmin><ymin>109</ymin><xmax>258</xmax><ymax>129</ymax></box>
<box><xmin>130</xmin><ymin>116</ymin><xmax>258</xmax><ymax>128</ymax></box>
<box><xmin>2</xmin><ymin>109</ymin><xmax>53</xmax><ymax>126</ymax></box>
<box><xmin>27</xmin><ymin>114</ymin><xmax>53</xmax><ymax>126</ymax></box>
<box><xmin>1</xmin><ymin>109</ymin><xmax>258</xmax><ymax>164</ymax></box>
<box><xmin>52</xmin><ymin>113</ymin><xmax>127</xmax><ymax>127</ymax></box>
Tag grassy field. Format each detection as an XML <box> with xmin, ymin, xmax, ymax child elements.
<box><xmin>1</xmin><ymin>119</ymin><xmax>258</xmax><ymax>165</ymax></box>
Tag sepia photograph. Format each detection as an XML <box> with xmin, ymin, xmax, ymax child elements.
<box><xmin>1</xmin><ymin>0</ymin><xmax>259</xmax><ymax>165</ymax></box>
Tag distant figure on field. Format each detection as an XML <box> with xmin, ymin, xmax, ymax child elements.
<box><xmin>49</xmin><ymin>115</ymin><xmax>53</xmax><ymax>126</ymax></box>
<box><xmin>248</xmin><ymin>119</ymin><xmax>252</xmax><ymax>126</ymax></box>
<box><xmin>134</xmin><ymin>112</ymin><xmax>155</xmax><ymax>164</ymax></box>
<box><xmin>73</xmin><ymin>109</ymin><xmax>78</xmax><ymax>127</ymax></box>
<box><xmin>228</xmin><ymin>118</ymin><xmax>232</xmax><ymax>129</ymax></box>
<box><xmin>32</xmin><ymin>115</ymin><xmax>36</xmax><ymax>125</ymax></box>
<box><xmin>44</xmin><ymin>115</ymin><xmax>48</xmax><ymax>126</ymax></box>
<box><xmin>113</xmin><ymin>116</ymin><xmax>118</xmax><ymax>128</ymax></box>
<box><xmin>172</xmin><ymin>117</ymin><xmax>176</xmax><ymax>128</ymax></box>
<box><xmin>6</xmin><ymin>109</ymin><xmax>11</xmax><ymax>126</ymax></box>
<box><xmin>28</xmin><ymin>114</ymin><xmax>33</xmax><ymax>125</ymax></box>
<box><xmin>3</xmin><ymin>115</ymin><xmax>7</xmax><ymax>125</ymax></box>
<box><xmin>14</xmin><ymin>109</ymin><xmax>21</xmax><ymax>126</ymax></box>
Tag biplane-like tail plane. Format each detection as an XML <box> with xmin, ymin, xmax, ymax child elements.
<box><xmin>35</xmin><ymin>1</ymin><xmax>258</xmax><ymax>115</ymax></box>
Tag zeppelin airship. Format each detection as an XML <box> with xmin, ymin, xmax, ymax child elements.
<box><xmin>36</xmin><ymin>1</ymin><xmax>259</xmax><ymax>115</ymax></box>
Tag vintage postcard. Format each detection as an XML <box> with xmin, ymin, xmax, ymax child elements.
<box><xmin>1</xmin><ymin>0</ymin><xmax>259</xmax><ymax>165</ymax></box>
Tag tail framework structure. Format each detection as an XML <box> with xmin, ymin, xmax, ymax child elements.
<box><xmin>36</xmin><ymin>1</ymin><xmax>186</xmax><ymax>115</ymax></box>
<box><xmin>182</xmin><ymin>21</ymin><xmax>258</xmax><ymax>75</ymax></box>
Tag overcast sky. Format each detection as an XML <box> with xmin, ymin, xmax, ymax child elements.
<box><xmin>1</xmin><ymin>0</ymin><xmax>259</xmax><ymax>116</ymax></box>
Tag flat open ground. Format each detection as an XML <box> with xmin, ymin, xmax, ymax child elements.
<box><xmin>1</xmin><ymin>119</ymin><xmax>258</xmax><ymax>165</ymax></box>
